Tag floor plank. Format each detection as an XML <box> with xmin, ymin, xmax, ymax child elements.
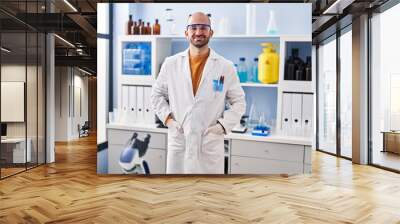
<box><xmin>0</xmin><ymin>134</ymin><xmax>400</xmax><ymax>223</ymax></box>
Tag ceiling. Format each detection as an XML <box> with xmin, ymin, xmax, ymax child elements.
<box><xmin>0</xmin><ymin>0</ymin><xmax>393</xmax><ymax>75</ymax></box>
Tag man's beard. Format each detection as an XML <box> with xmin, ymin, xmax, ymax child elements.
<box><xmin>190</xmin><ymin>35</ymin><xmax>210</xmax><ymax>48</ymax></box>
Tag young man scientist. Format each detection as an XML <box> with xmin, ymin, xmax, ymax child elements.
<box><xmin>151</xmin><ymin>12</ymin><xmax>246</xmax><ymax>174</ymax></box>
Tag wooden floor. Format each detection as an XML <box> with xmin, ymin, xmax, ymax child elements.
<box><xmin>1</xmin><ymin>134</ymin><xmax>400</xmax><ymax>223</ymax></box>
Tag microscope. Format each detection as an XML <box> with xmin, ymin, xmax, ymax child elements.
<box><xmin>119</xmin><ymin>133</ymin><xmax>151</xmax><ymax>175</ymax></box>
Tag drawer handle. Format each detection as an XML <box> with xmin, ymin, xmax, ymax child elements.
<box><xmin>264</xmin><ymin>150</ymin><xmax>269</xmax><ymax>153</ymax></box>
<box><xmin>294</xmin><ymin>119</ymin><xmax>298</xmax><ymax>123</ymax></box>
<box><xmin>131</xmin><ymin>108</ymin><xmax>134</xmax><ymax>111</ymax></box>
<box><xmin>284</xmin><ymin>118</ymin><xmax>288</xmax><ymax>122</ymax></box>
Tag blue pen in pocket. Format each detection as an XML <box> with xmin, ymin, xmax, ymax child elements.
<box><xmin>212</xmin><ymin>75</ymin><xmax>224</xmax><ymax>93</ymax></box>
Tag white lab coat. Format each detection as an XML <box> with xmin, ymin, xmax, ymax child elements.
<box><xmin>151</xmin><ymin>48</ymin><xmax>246</xmax><ymax>174</ymax></box>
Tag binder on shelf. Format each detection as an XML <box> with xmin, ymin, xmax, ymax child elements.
<box><xmin>136</xmin><ymin>86</ymin><xmax>145</xmax><ymax>123</ymax></box>
<box><xmin>291</xmin><ymin>93</ymin><xmax>303</xmax><ymax>135</ymax></box>
<box><xmin>143</xmin><ymin>87</ymin><xmax>155</xmax><ymax>124</ymax></box>
<box><xmin>302</xmin><ymin>93</ymin><xmax>313</xmax><ymax>137</ymax></box>
<box><xmin>281</xmin><ymin>93</ymin><xmax>292</xmax><ymax>133</ymax></box>
<box><xmin>122</xmin><ymin>85</ymin><xmax>129</xmax><ymax>112</ymax></box>
<box><xmin>128</xmin><ymin>86</ymin><xmax>137</xmax><ymax>122</ymax></box>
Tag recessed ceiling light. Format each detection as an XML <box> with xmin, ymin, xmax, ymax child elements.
<box><xmin>63</xmin><ymin>0</ymin><xmax>78</xmax><ymax>12</ymax></box>
<box><xmin>78</xmin><ymin>67</ymin><xmax>92</xmax><ymax>76</ymax></box>
<box><xmin>1</xmin><ymin>47</ymin><xmax>11</xmax><ymax>53</ymax></box>
<box><xmin>54</xmin><ymin>34</ymin><xmax>75</xmax><ymax>48</ymax></box>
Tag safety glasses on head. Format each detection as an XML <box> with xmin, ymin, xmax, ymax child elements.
<box><xmin>186</xmin><ymin>24</ymin><xmax>211</xmax><ymax>32</ymax></box>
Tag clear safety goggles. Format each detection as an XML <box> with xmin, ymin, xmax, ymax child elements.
<box><xmin>186</xmin><ymin>24</ymin><xmax>211</xmax><ymax>32</ymax></box>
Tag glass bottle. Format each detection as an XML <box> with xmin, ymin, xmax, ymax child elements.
<box><xmin>146</xmin><ymin>22</ymin><xmax>151</xmax><ymax>35</ymax></box>
<box><xmin>133</xmin><ymin>21</ymin><xmax>138</xmax><ymax>35</ymax></box>
<box><xmin>139</xmin><ymin>21</ymin><xmax>145</xmax><ymax>35</ymax></box>
<box><xmin>127</xmin><ymin>14</ymin><xmax>133</xmax><ymax>35</ymax></box>
<box><xmin>305</xmin><ymin>56</ymin><xmax>312</xmax><ymax>81</ymax></box>
<box><xmin>237</xmin><ymin>57</ymin><xmax>248</xmax><ymax>83</ymax></box>
<box><xmin>292</xmin><ymin>48</ymin><xmax>304</xmax><ymax>80</ymax></box>
<box><xmin>133</xmin><ymin>21</ymin><xmax>139</xmax><ymax>35</ymax></box>
<box><xmin>152</xmin><ymin>19</ymin><xmax>161</xmax><ymax>35</ymax></box>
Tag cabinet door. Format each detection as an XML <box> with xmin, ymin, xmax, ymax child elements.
<box><xmin>230</xmin><ymin>156</ymin><xmax>303</xmax><ymax>174</ymax></box>
<box><xmin>142</xmin><ymin>148</ymin><xmax>166</xmax><ymax>174</ymax></box>
<box><xmin>108</xmin><ymin>144</ymin><xmax>124</xmax><ymax>174</ymax></box>
<box><xmin>231</xmin><ymin>140</ymin><xmax>304</xmax><ymax>163</ymax></box>
<box><xmin>108</xmin><ymin>129</ymin><xmax>166</xmax><ymax>149</ymax></box>
<box><xmin>108</xmin><ymin>144</ymin><xmax>165</xmax><ymax>174</ymax></box>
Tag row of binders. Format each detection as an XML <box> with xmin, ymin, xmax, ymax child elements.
<box><xmin>121</xmin><ymin>85</ymin><xmax>155</xmax><ymax>124</ymax></box>
<box><xmin>281</xmin><ymin>92</ymin><xmax>313</xmax><ymax>137</ymax></box>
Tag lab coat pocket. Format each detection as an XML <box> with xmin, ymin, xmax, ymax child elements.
<box><xmin>201</xmin><ymin>132</ymin><xmax>224</xmax><ymax>156</ymax></box>
<box><xmin>167</xmin><ymin>127</ymin><xmax>185</xmax><ymax>151</ymax></box>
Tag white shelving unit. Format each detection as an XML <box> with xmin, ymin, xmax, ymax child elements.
<box><xmin>240</xmin><ymin>83</ymin><xmax>278</xmax><ymax>88</ymax></box>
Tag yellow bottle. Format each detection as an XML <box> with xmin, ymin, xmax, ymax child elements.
<box><xmin>258</xmin><ymin>43</ymin><xmax>279</xmax><ymax>84</ymax></box>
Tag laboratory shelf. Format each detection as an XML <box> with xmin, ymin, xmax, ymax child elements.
<box><xmin>151</xmin><ymin>34</ymin><xmax>281</xmax><ymax>39</ymax></box>
<box><xmin>240</xmin><ymin>83</ymin><xmax>278</xmax><ymax>88</ymax></box>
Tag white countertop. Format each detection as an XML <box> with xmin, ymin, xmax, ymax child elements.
<box><xmin>107</xmin><ymin>123</ymin><xmax>312</xmax><ymax>146</ymax></box>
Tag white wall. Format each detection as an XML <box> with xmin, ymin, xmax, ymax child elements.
<box><xmin>97</xmin><ymin>3</ymin><xmax>110</xmax><ymax>145</ymax></box>
<box><xmin>55</xmin><ymin>67</ymin><xmax>89</xmax><ymax>141</ymax></box>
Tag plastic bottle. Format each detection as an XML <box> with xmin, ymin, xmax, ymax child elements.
<box><xmin>127</xmin><ymin>15</ymin><xmax>133</xmax><ymax>35</ymax></box>
<box><xmin>258</xmin><ymin>43</ymin><xmax>279</xmax><ymax>84</ymax></box>
<box><xmin>152</xmin><ymin>19</ymin><xmax>161</xmax><ymax>35</ymax></box>
<box><xmin>248</xmin><ymin>58</ymin><xmax>259</xmax><ymax>83</ymax></box>
<box><xmin>237</xmin><ymin>57</ymin><xmax>248</xmax><ymax>83</ymax></box>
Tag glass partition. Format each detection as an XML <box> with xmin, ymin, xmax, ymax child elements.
<box><xmin>370</xmin><ymin>3</ymin><xmax>400</xmax><ymax>171</ymax></box>
<box><xmin>0</xmin><ymin>1</ymin><xmax>46</xmax><ymax>179</ymax></box>
<box><xmin>339</xmin><ymin>28</ymin><xmax>352</xmax><ymax>159</ymax></box>
<box><xmin>317</xmin><ymin>35</ymin><xmax>337</xmax><ymax>155</ymax></box>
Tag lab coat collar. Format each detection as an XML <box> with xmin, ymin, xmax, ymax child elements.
<box><xmin>179</xmin><ymin>47</ymin><xmax>219</xmax><ymax>102</ymax></box>
<box><xmin>178</xmin><ymin>47</ymin><xmax>220</xmax><ymax>60</ymax></box>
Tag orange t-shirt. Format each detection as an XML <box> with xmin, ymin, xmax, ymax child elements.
<box><xmin>189</xmin><ymin>50</ymin><xmax>210</xmax><ymax>96</ymax></box>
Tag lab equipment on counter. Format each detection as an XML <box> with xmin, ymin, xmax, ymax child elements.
<box><xmin>251</xmin><ymin>113</ymin><xmax>271</xmax><ymax>136</ymax></box>
<box><xmin>237</xmin><ymin>57</ymin><xmax>248</xmax><ymax>83</ymax></box>
<box><xmin>119</xmin><ymin>133</ymin><xmax>151</xmax><ymax>174</ymax></box>
<box><xmin>258</xmin><ymin>43</ymin><xmax>279</xmax><ymax>84</ymax></box>
<box><xmin>232</xmin><ymin>115</ymin><xmax>248</xmax><ymax>133</ymax></box>
<box><xmin>266</xmin><ymin>10</ymin><xmax>278</xmax><ymax>35</ymax></box>
<box><xmin>251</xmin><ymin>125</ymin><xmax>271</xmax><ymax>136</ymax></box>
